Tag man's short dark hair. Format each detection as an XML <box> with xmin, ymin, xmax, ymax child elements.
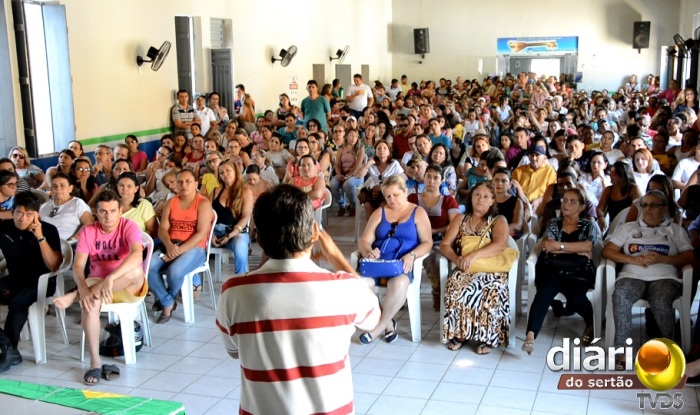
<box><xmin>94</xmin><ymin>190</ymin><xmax>120</xmax><ymax>207</ymax></box>
<box><xmin>353</xmin><ymin>74</ymin><xmax>362</xmax><ymax>80</ymax></box>
<box><xmin>13</xmin><ymin>191</ymin><xmax>41</xmax><ymax>212</ymax></box>
<box><xmin>307</xmin><ymin>80</ymin><xmax>318</xmax><ymax>87</ymax></box>
<box><xmin>253</xmin><ymin>184</ymin><xmax>315</xmax><ymax>259</ymax></box>
<box><xmin>235</xmin><ymin>84</ymin><xmax>245</xmax><ymax>91</ymax></box>
<box><xmin>177</xmin><ymin>89</ymin><xmax>189</xmax><ymax>97</ymax></box>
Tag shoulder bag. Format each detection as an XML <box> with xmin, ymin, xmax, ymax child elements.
<box><xmin>457</xmin><ymin>217</ymin><xmax>519</xmax><ymax>273</ymax></box>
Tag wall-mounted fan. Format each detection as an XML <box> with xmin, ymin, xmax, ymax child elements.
<box><xmin>136</xmin><ymin>41</ymin><xmax>171</xmax><ymax>71</ymax></box>
<box><xmin>674</xmin><ymin>34</ymin><xmax>690</xmax><ymax>55</ymax></box>
<box><xmin>329</xmin><ymin>45</ymin><xmax>350</xmax><ymax>63</ymax></box>
<box><xmin>271</xmin><ymin>45</ymin><xmax>298</xmax><ymax>67</ymax></box>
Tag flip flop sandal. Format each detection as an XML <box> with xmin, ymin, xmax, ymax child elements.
<box><xmin>83</xmin><ymin>368</ymin><xmax>101</xmax><ymax>385</ymax></box>
<box><xmin>101</xmin><ymin>364</ymin><xmax>120</xmax><ymax>381</ymax></box>
<box><xmin>447</xmin><ymin>339</ymin><xmax>465</xmax><ymax>351</ymax></box>
<box><xmin>476</xmin><ymin>343</ymin><xmax>493</xmax><ymax>355</ymax></box>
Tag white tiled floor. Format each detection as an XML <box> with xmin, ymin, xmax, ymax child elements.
<box><xmin>1</xmin><ymin>214</ymin><xmax>699</xmax><ymax>414</ymax></box>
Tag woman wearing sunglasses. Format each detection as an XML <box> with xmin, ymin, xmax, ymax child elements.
<box><xmin>603</xmin><ymin>190</ymin><xmax>693</xmax><ymax>370</ymax></box>
<box><xmin>357</xmin><ymin>175</ymin><xmax>432</xmax><ymax>344</ymax></box>
<box><xmin>8</xmin><ymin>146</ymin><xmax>45</xmax><ymax>189</ymax></box>
<box><xmin>39</xmin><ymin>172</ymin><xmax>94</xmax><ymax>240</ymax></box>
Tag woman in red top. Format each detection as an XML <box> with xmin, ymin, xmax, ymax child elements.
<box><xmin>147</xmin><ymin>169</ymin><xmax>213</xmax><ymax>323</ymax></box>
<box><xmin>292</xmin><ymin>155</ymin><xmax>325</xmax><ymax>209</ymax></box>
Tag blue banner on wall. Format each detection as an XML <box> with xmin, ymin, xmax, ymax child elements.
<box><xmin>497</xmin><ymin>36</ymin><xmax>578</xmax><ymax>56</ymax></box>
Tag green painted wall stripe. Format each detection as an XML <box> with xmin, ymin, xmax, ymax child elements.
<box><xmin>79</xmin><ymin>127</ymin><xmax>171</xmax><ymax>146</ymax></box>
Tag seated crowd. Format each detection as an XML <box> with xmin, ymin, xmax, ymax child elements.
<box><xmin>1</xmin><ymin>72</ymin><xmax>700</xmax><ymax>386</ymax></box>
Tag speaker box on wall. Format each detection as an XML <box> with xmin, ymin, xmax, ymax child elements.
<box><xmin>633</xmin><ymin>21</ymin><xmax>651</xmax><ymax>49</ymax></box>
<box><xmin>414</xmin><ymin>28</ymin><xmax>430</xmax><ymax>54</ymax></box>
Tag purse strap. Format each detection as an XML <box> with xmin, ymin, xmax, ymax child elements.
<box><xmin>378</xmin><ymin>209</ymin><xmax>404</xmax><ymax>260</ymax></box>
<box><xmin>477</xmin><ymin>217</ymin><xmax>497</xmax><ymax>248</ymax></box>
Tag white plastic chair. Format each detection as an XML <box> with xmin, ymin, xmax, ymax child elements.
<box><xmin>14</xmin><ymin>239</ymin><xmax>73</xmax><ymax>364</ymax></box>
<box><xmin>79</xmin><ymin>232</ymin><xmax>154</xmax><ymax>365</ymax></box>
<box><xmin>350</xmin><ymin>250</ymin><xmax>429</xmax><ymax>342</ymax></box>
<box><xmin>525</xmin><ymin>240</ymin><xmax>605</xmax><ymax>340</ymax></box>
<box><xmin>180</xmin><ymin>211</ymin><xmax>218</xmax><ymax>323</ymax></box>
<box><xmin>515</xmin><ymin>207</ymin><xmax>537</xmax><ymax>316</ymax></box>
<box><xmin>354</xmin><ymin>186</ymin><xmax>365</xmax><ymax>242</ymax></box>
<box><xmin>314</xmin><ymin>188</ymin><xmax>332</xmax><ymax>230</ymax></box>
<box><xmin>211</xmin><ymin>216</ymin><xmax>251</xmax><ymax>283</ymax></box>
<box><xmin>603</xmin><ymin>259</ymin><xmax>692</xmax><ymax>353</ymax></box>
<box><xmin>607</xmin><ymin>207</ymin><xmax>631</xmax><ymax>236</ymax></box>
<box><xmin>438</xmin><ymin>236</ymin><xmax>520</xmax><ymax>349</ymax></box>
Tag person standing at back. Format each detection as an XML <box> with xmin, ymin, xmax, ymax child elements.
<box><xmin>346</xmin><ymin>74</ymin><xmax>374</xmax><ymax>119</ymax></box>
<box><xmin>216</xmin><ymin>184</ymin><xmax>380</xmax><ymax>414</ymax></box>
<box><xmin>300</xmin><ymin>80</ymin><xmax>331</xmax><ymax>133</ymax></box>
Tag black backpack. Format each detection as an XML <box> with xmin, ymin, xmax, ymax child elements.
<box><xmin>99</xmin><ymin>321</ymin><xmax>143</xmax><ymax>357</ymax></box>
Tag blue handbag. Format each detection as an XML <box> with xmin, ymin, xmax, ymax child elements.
<box><xmin>358</xmin><ymin>232</ymin><xmax>405</xmax><ymax>278</ymax></box>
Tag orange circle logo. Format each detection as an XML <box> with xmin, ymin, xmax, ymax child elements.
<box><xmin>635</xmin><ymin>338</ymin><xmax>685</xmax><ymax>391</ymax></box>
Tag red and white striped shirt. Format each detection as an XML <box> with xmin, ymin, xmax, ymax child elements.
<box><xmin>216</xmin><ymin>258</ymin><xmax>380</xmax><ymax>415</ymax></box>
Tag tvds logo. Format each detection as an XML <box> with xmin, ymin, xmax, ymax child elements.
<box><xmin>548</xmin><ymin>337</ymin><xmax>687</xmax><ymax>410</ymax></box>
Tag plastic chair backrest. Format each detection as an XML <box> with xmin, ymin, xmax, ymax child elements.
<box><xmin>204</xmin><ymin>210</ymin><xmax>217</xmax><ymax>259</ymax></box>
<box><xmin>141</xmin><ymin>232</ymin><xmax>154</xmax><ymax>276</ymax></box>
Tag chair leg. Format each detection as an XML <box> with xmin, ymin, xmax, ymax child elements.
<box><xmin>139</xmin><ymin>302</ymin><xmax>152</xmax><ymax>347</ymax></box>
<box><xmin>406</xmin><ymin>282</ymin><xmax>422</xmax><ymax>343</ymax></box>
<box><xmin>118</xmin><ymin>311</ymin><xmax>137</xmax><ymax>365</ymax></box>
<box><xmin>181</xmin><ymin>273</ymin><xmax>195</xmax><ymax>323</ymax></box>
<box><xmin>27</xmin><ymin>304</ymin><xmax>47</xmax><ymax>364</ymax></box>
<box><xmin>213</xmin><ymin>252</ymin><xmax>222</xmax><ymax>283</ymax></box>
<box><xmin>206</xmin><ymin>270</ymin><xmax>217</xmax><ymax>311</ymax></box>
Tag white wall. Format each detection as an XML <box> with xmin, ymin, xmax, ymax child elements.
<box><xmin>8</xmin><ymin>0</ymin><xmax>392</xmax><ymax>148</ymax></box>
<box><xmin>679</xmin><ymin>0</ymin><xmax>700</xmax><ymax>40</ymax></box>
<box><xmin>391</xmin><ymin>0</ymin><xmax>680</xmax><ymax>91</ymax></box>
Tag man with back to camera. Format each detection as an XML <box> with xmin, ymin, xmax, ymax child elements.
<box><xmin>216</xmin><ymin>184</ymin><xmax>380</xmax><ymax>414</ymax></box>
<box><xmin>0</xmin><ymin>191</ymin><xmax>62</xmax><ymax>373</ymax></box>
<box><xmin>53</xmin><ymin>190</ymin><xmax>147</xmax><ymax>385</ymax></box>
<box><xmin>171</xmin><ymin>89</ymin><xmax>201</xmax><ymax>139</ymax></box>
<box><xmin>345</xmin><ymin>74</ymin><xmax>373</xmax><ymax>119</ymax></box>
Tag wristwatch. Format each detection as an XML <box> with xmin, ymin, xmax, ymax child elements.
<box><xmin>409</xmin><ymin>251</ymin><xmax>416</xmax><ymax>258</ymax></box>
<box><xmin>560</xmin><ymin>243</ymin><xmax>564</xmax><ymax>251</ymax></box>
<box><xmin>37</xmin><ymin>237</ymin><xmax>46</xmax><ymax>243</ymax></box>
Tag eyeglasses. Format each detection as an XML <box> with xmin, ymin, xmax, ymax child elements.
<box><xmin>640</xmin><ymin>202</ymin><xmax>664</xmax><ymax>209</ymax></box>
<box><xmin>11</xmin><ymin>154</ymin><xmax>25</xmax><ymax>159</ymax></box>
<box><xmin>157</xmin><ymin>151</ymin><xmax>169</xmax><ymax>157</ymax></box>
<box><xmin>75</xmin><ymin>167</ymin><xmax>91</xmax><ymax>172</ymax></box>
<box><xmin>95</xmin><ymin>152</ymin><xmax>109</xmax><ymax>156</ymax></box>
<box><xmin>309</xmin><ymin>140</ymin><xmax>318</xmax><ymax>144</ymax></box>
<box><xmin>400</xmin><ymin>123</ymin><xmax>409</xmax><ymax>127</ymax></box>
<box><xmin>3</xmin><ymin>182</ymin><xmax>17</xmax><ymax>188</ymax></box>
<box><xmin>561</xmin><ymin>198</ymin><xmax>581</xmax><ymax>206</ymax></box>
<box><xmin>207</xmin><ymin>158</ymin><xmax>222</xmax><ymax>164</ymax></box>
<box><xmin>49</xmin><ymin>206</ymin><xmax>59</xmax><ymax>218</ymax></box>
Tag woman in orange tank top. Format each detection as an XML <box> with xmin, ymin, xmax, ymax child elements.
<box><xmin>147</xmin><ymin>169</ymin><xmax>213</xmax><ymax>323</ymax></box>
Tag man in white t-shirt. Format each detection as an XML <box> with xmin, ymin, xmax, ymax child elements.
<box><xmin>346</xmin><ymin>74</ymin><xmax>373</xmax><ymax>118</ymax></box>
<box><xmin>671</xmin><ymin>144</ymin><xmax>700</xmax><ymax>190</ymax></box>
<box><xmin>195</xmin><ymin>95</ymin><xmax>216</xmax><ymax>138</ymax></box>
<box><xmin>387</xmin><ymin>78</ymin><xmax>402</xmax><ymax>101</ymax></box>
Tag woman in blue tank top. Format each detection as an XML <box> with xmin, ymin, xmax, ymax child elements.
<box><xmin>357</xmin><ymin>175</ymin><xmax>433</xmax><ymax>344</ymax></box>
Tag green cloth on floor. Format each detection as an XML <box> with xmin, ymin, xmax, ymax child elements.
<box><xmin>0</xmin><ymin>379</ymin><xmax>185</xmax><ymax>415</ymax></box>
